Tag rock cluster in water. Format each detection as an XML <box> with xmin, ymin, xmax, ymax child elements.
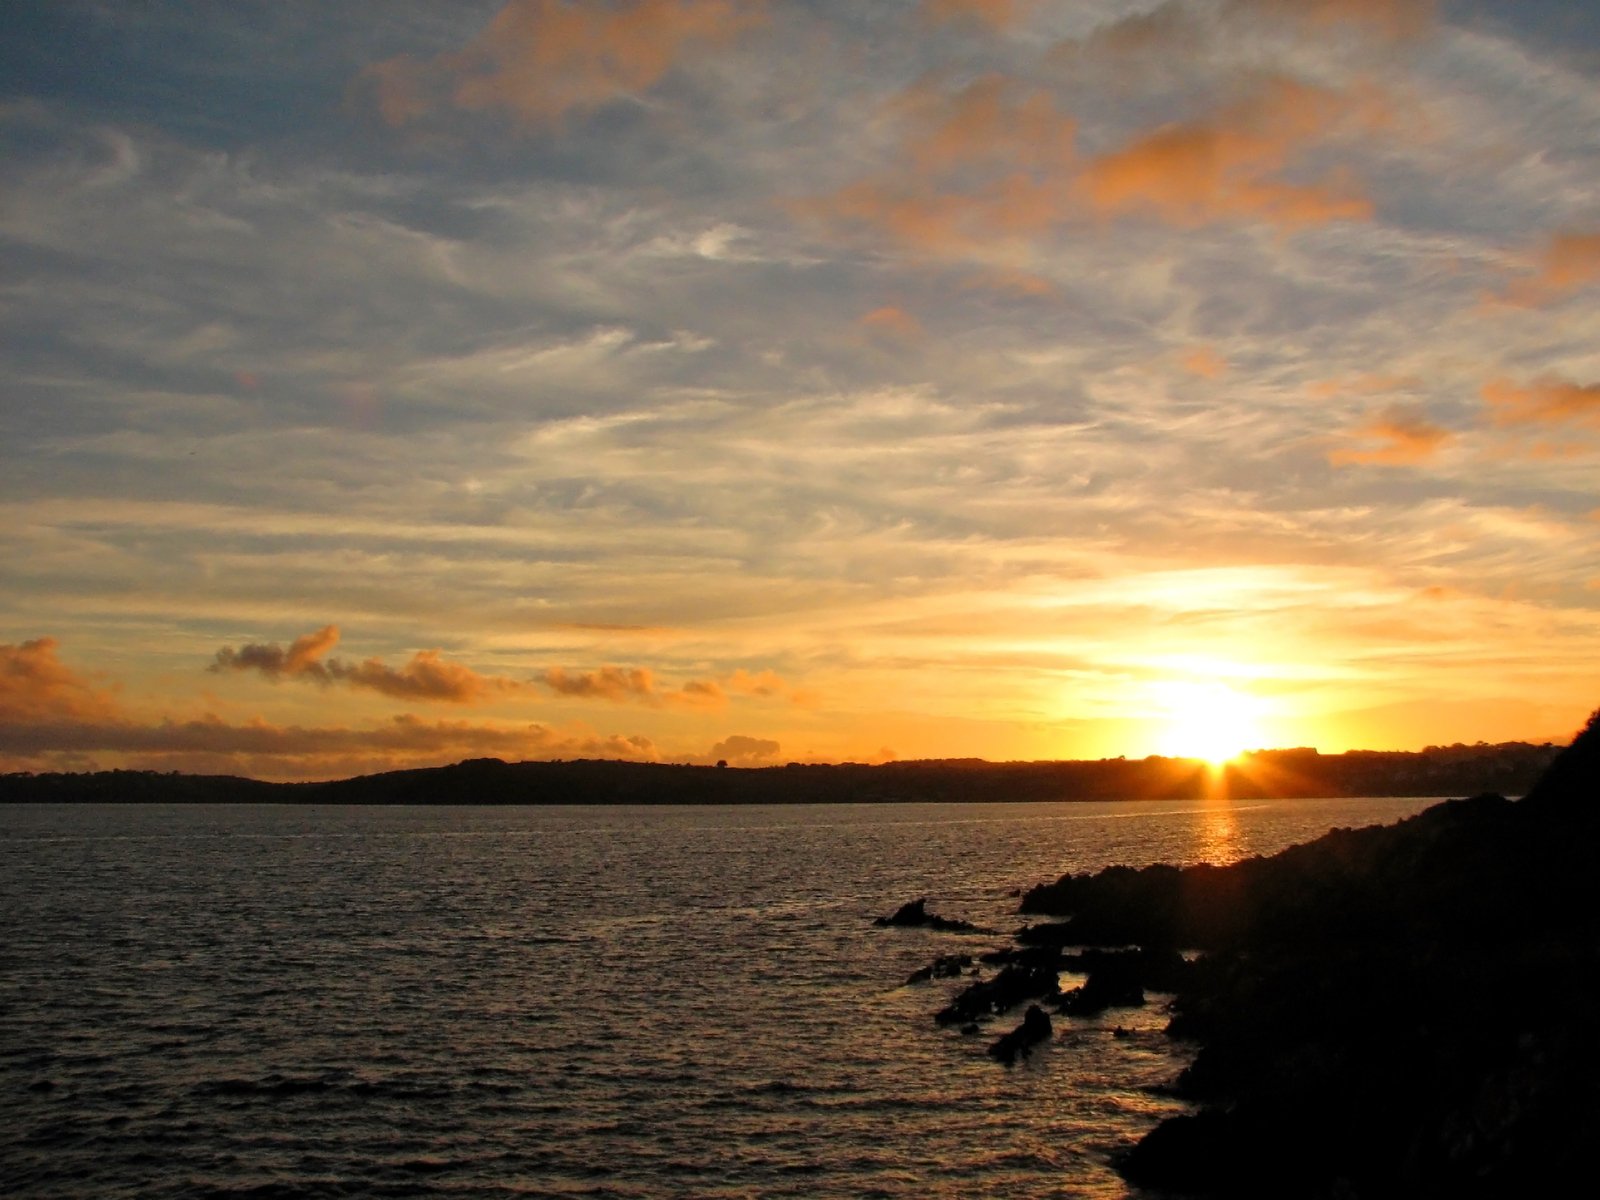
<box><xmin>885</xmin><ymin>707</ymin><xmax>1600</xmax><ymax>1197</ymax></box>
<box><xmin>872</xmin><ymin>897</ymin><xmax>986</xmax><ymax>933</ymax></box>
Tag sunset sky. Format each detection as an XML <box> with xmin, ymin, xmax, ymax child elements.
<box><xmin>3</xmin><ymin>0</ymin><xmax>1599</xmax><ymax>780</ymax></box>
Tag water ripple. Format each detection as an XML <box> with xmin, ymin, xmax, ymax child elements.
<box><xmin>1</xmin><ymin>796</ymin><xmax>1436</xmax><ymax>1198</ymax></box>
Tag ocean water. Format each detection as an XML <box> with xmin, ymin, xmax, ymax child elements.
<box><xmin>1</xmin><ymin>795</ymin><xmax>1438</xmax><ymax>1198</ymax></box>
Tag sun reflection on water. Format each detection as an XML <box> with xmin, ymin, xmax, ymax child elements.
<box><xmin>1195</xmin><ymin>798</ymin><xmax>1241</xmax><ymax>864</ymax></box>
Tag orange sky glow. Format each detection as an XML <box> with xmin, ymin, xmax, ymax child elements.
<box><xmin>3</xmin><ymin>1</ymin><xmax>1598</xmax><ymax>780</ymax></box>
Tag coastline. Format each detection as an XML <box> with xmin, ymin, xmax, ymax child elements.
<box><xmin>0</xmin><ymin>740</ymin><xmax>1560</xmax><ymax>805</ymax></box>
<box><xmin>894</xmin><ymin>708</ymin><xmax>1600</xmax><ymax>1197</ymax></box>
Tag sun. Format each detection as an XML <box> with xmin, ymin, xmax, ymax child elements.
<box><xmin>1151</xmin><ymin>681</ymin><xmax>1269</xmax><ymax>765</ymax></box>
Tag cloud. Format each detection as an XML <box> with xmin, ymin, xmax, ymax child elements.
<box><xmin>0</xmin><ymin>639</ymin><xmax>667</xmax><ymax>779</ymax></box>
<box><xmin>960</xmin><ymin>267</ymin><xmax>1058</xmax><ymax>297</ymax></box>
<box><xmin>1329</xmin><ymin>408</ymin><xmax>1452</xmax><ymax>466</ymax></box>
<box><xmin>794</xmin><ymin>73</ymin><xmax>1077</xmax><ymax>255</ymax></box>
<box><xmin>211</xmin><ymin>625</ymin><xmax>342</xmax><ymax>681</ymax></box>
<box><xmin>725</xmin><ymin>668</ymin><xmax>786</xmax><ymax>697</ymax></box>
<box><xmin>1483</xmin><ymin>376</ymin><xmax>1600</xmax><ymax>428</ymax></box>
<box><xmin>1308</xmin><ymin>373</ymin><xmax>1419</xmax><ymax>399</ymax></box>
<box><xmin>1182</xmin><ymin>346</ymin><xmax>1229</xmax><ymax>378</ymax></box>
<box><xmin>0</xmin><ymin>637</ymin><xmax>121</xmax><ymax>725</ymax></box>
<box><xmin>860</xmin><ymin>305</ymin><xmax>924</xmax><ymax>340</ymax></box>
<box><xmin>800</xmin><ymin>73</ymin><xmax>1384</xmax><ymax>258</ymax></box>
<box><xmin>355</xmin><ymin>0</ymin><xmax>767</xmax><ymax>129</ymax></box>
<box><xmin>707</xmin><ymin>733</ymin><xmax>780</xmax><ymax>765</ymax></box>
<box><xmin>1229</xmin><ymin>0</ymin><xmax>1438</xmax><ymax>41</ymax></box>
<box><xmin>0</xmin><ymin>711</ymin><xmax>665</xmax><ymax>778</ymax></box>
<box><xmin>210</xmin><ymin>626</ymin><xmax>526</xmax><ymax>703</ymax></box>
<box><xmin>1494</xmin><ymin>231</ymin><xmax>1600</xmax><ymax>307</ymax></box>
<box><xmin>537</xmin><ymin>665</ymin><xmax>791</xmax><ymax>709</ymax></box>
<box><xmin>921</xmin><ymin>0</ymin><xmax>1030</xmax><ymax>29</ymax></box>
<box><xmin>1077</xmin><ymin>77</ymin><xmax>1382</xmax><ymax>229</ymax></box>
<box><xmin>539</xmin><ymin>664</ymin><xmax>658</xmax><ymax>701</ymax></box>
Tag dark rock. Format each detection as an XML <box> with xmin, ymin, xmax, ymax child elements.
<box><xmin>935</xmin><ymin>961</ymin><xmax>1060</xmax><ymax>1026</ymax></box>
<box><xmin>905</xmin><ymin>953</ymin><xmax>973</xmax><ymax>985</ymax></box>
<box><xmin>1052</xmin><ymin>945</ymin><xmax>1192</xmax><ymax>1016</ymax></box>
<box><xmin>1116</xmin><ymin>1110</ymin><xmax>1240</xmax><ymax>1191</ymax></box>
<box><xmin>1058</xmin><ymin>973</ymin><xmax>1144</xmax><ymax>1017</ymax></box>
<box><xmin>988</xmin><ymin>1004</ymin><xmax>1052</xmax><ymax>1065</ymax></box>
<box><xmin>874</xmin><ymin>897</ymin><xmax>985</xmax><ymax>933</ymax></box>
<box><xmin>1105</xmin><ymin>706</ymin><xmax>1600</xmax><ymax>1197</ymax></box>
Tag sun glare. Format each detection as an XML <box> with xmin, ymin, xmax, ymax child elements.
<box><xmin>1152</xmin><ymin>681</ymin><xmax>1268</xmax><ymax>764</ymax></box>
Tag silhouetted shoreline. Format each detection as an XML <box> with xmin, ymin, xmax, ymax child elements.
<box><xmin>0</xmin><ymin>739</ymin><xmax>1562</xmax><ymax>804</ymax></box>
<box><xmin>890</xmin><ymin>711</ymin><xmax>1600</xmax><ymax>1196</ymax></box>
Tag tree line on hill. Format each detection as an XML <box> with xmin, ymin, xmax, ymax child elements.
<box><xmin>0</xmin><ymin>739</ymin><xmax>1564</xmax><ymax>804</ymax></box>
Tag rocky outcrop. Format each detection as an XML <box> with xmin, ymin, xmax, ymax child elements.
<box><xmin>1100</xmin><ymin>708</ymin><xmax>1600</xmax><ymax>1197</ymax></box>
<box><xmin>873</xmin><ymin>897</ymin><xmax>986</xmax><ymax>933</ymax></box>
<box><xmin>904</xmin><ymin>953</ymin><xmax>973</xmax><ymax>985</ymax></box>
<box><xmin>988</xmin><ymin>1005</ymin><xmax>1052</xmax><ymax>1065</ymax></box>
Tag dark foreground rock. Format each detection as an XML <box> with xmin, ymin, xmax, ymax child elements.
<box><xmin>1078</xmin><ymin>707</ymin><xmax>1600</xmax><ymax>1198</ymax></box>
<box><xmin>873</xmin><ymin>897</ymin><xmax>985</xmax><ymax>933</ymax></box>
<box><xmin>988</xmin><ymin>1005</ymin><xmax>1052</xmax><ymax>1065</ymax></box>
<box><xmin>935</xmin><ymin>961</ymin><xmax>1060</xmax><ymax>1026</ymax></box>
<box><xmin>905</xmin><ymin>953</ymin><xmax>973</xmax><ymax>985</ymax></box>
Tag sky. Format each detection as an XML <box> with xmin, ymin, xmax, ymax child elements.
<box><xmin>3</xmin><ymin>0</ymin><xmax>1599</xmax><ymax>781</ymax></box>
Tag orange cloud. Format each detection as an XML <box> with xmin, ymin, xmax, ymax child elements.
<box><xmin>541</xmin><ymin>664</ymin><xmax>657</xmax><ymax>701</ymax></box>
<box><xmin>0</xmin><ymin>637</ymin><xmax>121</xmax><ymax>725</ymax></box>
<box><xmin>795</xmin><ymin>74</ymin><xmax>1077</xmax><ymax>255</ymax></box>
<box><xmin>357</xmin><ymin>0</ymin><xmax>766</xmax><ymax>128</ymax></box>
<box><xmin>1307</xmin><ymin>373</ymin><xmax>1418</xmax><ymax>399</ymax></box>
<box><xmin>706</xmin><ymin>733</ymin><xmax>780</xmax><ymax>765</ymax></box>
<box><xmin>0</xmin><ymin>711</ymin><xmax>664</xmax><ymax>778</ymax></box>
<box><xmin>961</xmin><ymin>267</ymin><xmax>1058</xmax><ymax>297</ymax></box>
<box><xmin>726</xmin><ymin>668</ymin><xmax>786</xmax><ymax>697</ymax></box>
<box><xmin>1483</xmin><ymin>376</ymin><xmax>1600</xmax><ymax>428</ymax></box>
<box><xmin>860</xmin><ymin>305</ymin><xmax>924</xmax><ymax>340</ymax></box>
<box><xmin>1231</xmin><ymin>0</ymin><xmax>1437</xmax><ymax>41</ymax></box>
<box><xmin>1078</xmin><ymin>77</ymin><xmax>1381</xmax><ymax>229</ymax></box>
<box><xmin>921</xmin><ymin>0</ymin><xmax>1031</xmax><ymax>29</ymax></box>
<box><xmin>211</xmin><ymin>626</ymin><xmax>525</xmax><ymax>703</ymax></box>
<box><xmin>801</xmin><ymin>73</ymin><xmax>1385</xmax><ymax>256</ymax></box>
<box><xmin>1329</xmin><ymin>408</ymin><xmax>1451</xmax><ymax>466</ymax></box>
<box><xmin>538</xmin><ymin>664</ymin><xmax>731</xmax><ymax>708</ymax></box>
<box><xmin>1495</xmin><ymin>231</ymin><xmax>1600</xmax><ymax>308</ymax></box>
<box><xmin>0</xmin><ymin>638</ymin><xmax>673</xmax><ymax>780</ymax></box>
<box><xmin>893</xmin><ymin>74</ymin><xmax>1075</xmax><ymax>177</ymax></box>
<box><xmin>1183</xmin><ymin>346</ymin><xmax>1229</xmax><ymax>378</ymax></box>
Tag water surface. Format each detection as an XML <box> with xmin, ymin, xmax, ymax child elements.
<box><xmin>1</xmin><ymin>795</ymin><xmax>1438</xmax><ymax>1197</ymax></box>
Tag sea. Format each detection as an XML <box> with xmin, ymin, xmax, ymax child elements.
<box><xmin>2</xmin><ymin>795</ymin><xmax>1439</xmax><ymax>1199</ymax></box>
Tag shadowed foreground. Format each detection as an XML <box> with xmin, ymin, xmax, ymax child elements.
<box><xmin>963</xmin><ymin>709</ymin><xmax>1600</xmax><ymax>1196</ymax></box>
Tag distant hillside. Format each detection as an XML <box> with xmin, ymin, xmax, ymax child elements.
<box><xmin>0</xmin><ymin>739</ymin><xmax>1564</xmax><ymax>804</ymax></box>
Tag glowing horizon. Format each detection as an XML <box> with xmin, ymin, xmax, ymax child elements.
<box><xmin>3</xmin><ymin>2</ymin><xmax>1599</xmax><ymax>781</ymax></box>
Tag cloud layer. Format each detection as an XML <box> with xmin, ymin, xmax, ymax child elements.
<box><xmin>3</xmin><ymin>2</ymin><xmax>1600</xmax><ymax>772</ymax></box>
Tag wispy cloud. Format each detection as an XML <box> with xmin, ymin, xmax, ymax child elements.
<box><xmin>1077</xmin><ymin>77</ymin><xmax>1385</xmax><ymax>230</ymax></box>
<box><xmin>1483</xmin><ymin>376</ymin><xmax>1600</xmax><ymax>428</ymax></box>
<box><xmin>1</xmin><ymin>636</ymin><xmax>665</xmax><ymax>779</ymax></box>
<box><xmin>1493</xmin><ymin>231</ymin><xmax>1600</xmax><ymax>307</ymax></box>
<box><xmin>920</xmin><ymin>0</ymin><xmax>1029</xmax><ymax>29</ymax></box>
<box><xmin>356</xmin><ymin>0</ymin><xmax>767</xmax><ymax>129</ymax></box>
<box><xmin>1329</xmin><ymin>408</ymin><xmax>1452</xmax><ymax>466</ymax></box>
<box><xmin>1230</xmin><ymin>0</ymin><xmax>1438</xmax><ymax>41</ymax></box>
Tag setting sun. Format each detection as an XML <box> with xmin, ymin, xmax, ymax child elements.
<box><xmin>1152</xmin><ymin>682</ymin><xmax>1270</xmax><ymax>764</ymax></box>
